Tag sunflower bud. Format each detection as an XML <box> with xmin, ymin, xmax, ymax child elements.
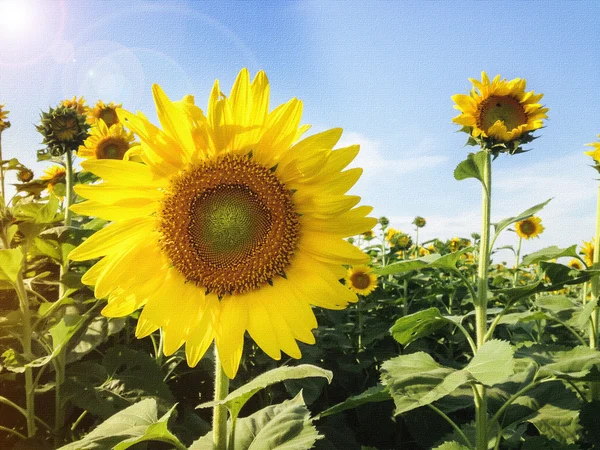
<box><xmin>17</xmin><ymin>167</ymin><xmax>34</xmax><ymax>183</ymax></box>
<box><xmin>412</xmin><ymin>216</ymin><xmax>426</xmax><ymax>228</ymax></box>
<box><xmin>37</xmin><ymin>105</ymin><xmax>90</xmax><ymax>156</ymax></box>
<box><xmin>378</xmin><ymin>216</ymin><xmax>389</xmax><ymax>228</ymax></box>
<box><xmin>0</xmin><ymin>104</ymin><xmax>10</xmax><ymax>131</ymax></box>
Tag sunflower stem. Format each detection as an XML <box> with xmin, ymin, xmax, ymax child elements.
<box><xmin>213</xmin><ymin>346</ymin><xmax>230</xmax><ymax>450</ymax></box>
<box><xmin>55</xmin><ymin>149</ymin><xmax>74</xmax><ymax>441</ymax></box>
<box><xmin>513</xmin><ymin>236</ymin><xmax>522</xmax><ymax>287</ymax></box>
<box><xmin>475</xmin><ymin>151</ymin><xmax>492</xmax><ymax>450</ymax></box>
<box><xmin>0</xmin><ymin>130</ymin><xmax>5</xmax><ymax>201</ymax></box>
<box><xmin>590</xmin><ymin>183</ymin><xmax>600</xmax><ymax>400</ymax></box>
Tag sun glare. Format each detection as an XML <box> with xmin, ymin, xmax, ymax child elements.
<box><xmin>0</xmin><ymin>0</ymin><xmax>33</xmax><ymax>35</ymax></box>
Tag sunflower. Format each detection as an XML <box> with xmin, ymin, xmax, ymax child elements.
<box><xmin>78</xmin><ymin>121</ymin><xmax>136</xmax><ymax>160</ymax></box>
<box><xmin>568</xmin><ymin>259</ymin><xmax>582</xmax><ymax>270</ymax></box>
<box><xmin>40</xmin><ymin>165</ymin><xmax>66</xmax><ymax>196</ymax></box>
<box><xmin>452</xmin><ymin>71</ymin><xmax>548</xmax><ymax>143</ymax></box>
<box><xmin>385</xmin><ymin>227</ymin><xmax>399</xmax><ymax>243</ymax></box>
<box><xmin>62</xmin><ymin>96</ymin><xmax>88</xmax><ymax>115</ymax></box>
<box><xmin>345</xmin><ymin>266</ymin><xmax>377</xmax><ymax>296</ymax></box>
<box><xmin>582</xmin><ymin>240</ymin><xmax>594</xmax><ymax>266</ymax></box>
<box><xmin>69</xmin><ymin>69</ymin><xmax>376</xmax><ymax>378</ymax></box>
<box><xmin>585</xmin><ymin>134</ymin><xmax>600</xmax><ymax>167</ymax></box>
<box><xmin>0</xmin><ymin>104</ymin><xmax>10</xmax><ymax>131</ymax></box>
<box><xmin>515</xmin><ymin>216</ymin><xmax>544</xmax><ymax>240</ymax></box>
<box><xmin>87</xmin><ymin>100</ymin><xmax>122</xmax><ymax>127</ymax></box>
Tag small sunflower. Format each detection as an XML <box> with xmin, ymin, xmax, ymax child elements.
<box><xmin>568</xmin><ymin>259</ymin><xmax>582</xmax><ymax>270</ymax></box>
<box><xmin>582</xmin><ymin>240</ymin><xmax>594</xmax><ymax>266</ymax></box>
<box><xmin>452</xmin><ymin>71</ymin><xmax>548</xmax><ymax>151</ymax></box>
<box><xmin>62</xmin><ymin>96</ymin><xmax>88</xmax><ymax>115</ymax></box>
<box><xmin>69</xmin><ymin>69</ymin><xmax>375</xmax><ymax>378</ymax></box>
<box><xmin>585</xmin><ymin>134</ymin><xmax>600</xmax><ymax>171</ymax></box>
<box><xmin>361</xmin><ymin>230</ymin><xmax>374</xmax><ymax>240</ymax></box>
<box><xmin>449</xmin><ymin>237</ymin><xmax>471</xmax><ymax>253</ymax></box>
<box><xmin>345</xmin><ymin>266</ymin><xmax>378</xmax><ymax>296</ymax></box>
<box><xmin>515</xmin><ymin>216</ymin><xmax>544</xmax><ymax>240</ymax></box>
<box><xmin>78</xmin><ymin>121</ymin><xmax>136</xmax><ymax>160</ymax></box>
<box><xmin>40</xmin><ymin>165</ymin><xmax>66</xmax><ymax>196</ymax></box>
<box><xmin>385</xmin><ymin>227</ymin><xmax>400</xmax><ymax>243</ymax></box>
<box><xmin>0</xmin><ymin>104</ymin><xmax>10</xmax><ymax>131</ymax></box>
<box><xmin>87</xmin><ymin>100</ymin><xmax>122</xmax><ymax>127</ymax></box>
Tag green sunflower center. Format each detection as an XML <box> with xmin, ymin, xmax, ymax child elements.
<box><xmin>478</xmin><ymin>96</ymin><xmax>527</xmax><ymax>132</ymax></box>
<box><xmin>351</xmin><ymin>272</ymin><xmax>371</xmax><ymax>290</ymax></box>
<box><xmin>158</xmin><ymin>154</ymin><xmax>299</xmax><ymax>297</ymax></box>
<box><xmin>97</xmin><ymin>138</ymin><xmax>129</xmax><ymax>160</ymax></box>
<box><xmin>100</xmin><ymin>108</ymin><xmax>118</xmax><ymax>127</ymax></box>
<box><xmin>519</xmin><ymin>220</ymin><xmax>535</xmax><ymax>236</ymax></box>
<box><xmin>189</xmin><ymin>185</ymin><xmax>271</xmax><ymax>267</ymax></box>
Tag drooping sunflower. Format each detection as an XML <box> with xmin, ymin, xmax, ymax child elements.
<box><xmin>345</xmin><ymin>266</ymin><xmax>378</xmax><ymax>296</ymax></box>
<box><xmin>78</xmin><ymin>121</ymin><xmax>136</xmax><ymax>160</ymax></box>
<box><xmin>62</xmin><ymin>96</ymin><xmax>88</xmax><ymax>115</ymax></box>
<box><xmin>582</xmin><ymin>240</ymin><xmax>594</xmax><ymax>266</ymax></box>
<box><xmin>69</xmin><ymin>69</ymin><xmax>376</xmax><ymax>378</ymax></box>
<box><xmin>515</xmin><ymin>216</ymin><xmax>544</xmax><ymax>240</ymax></box>
<box><xmin>452</xmin><ymin>71</ymin><xmax>548</xmax><ymax>143</ymax></box>
<box><xmin>87</xmin><ymin>100</ymin><xmax>122</xmax><ymax>127</ymax></box>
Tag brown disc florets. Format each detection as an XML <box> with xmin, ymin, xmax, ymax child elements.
<box><xmin>158</xmin><ymin>153</ymin><xmax>299</xmax><ymax>297</ymax></box>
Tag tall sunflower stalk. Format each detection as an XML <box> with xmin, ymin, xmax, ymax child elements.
<box><xmin>585</xmin><ymin>136</ymin><xmax>600</xmax><ymax>400</ymax></box>
<box><xmin>452</xmin><ymin>71</ymin><xmax>547</xmax><ymax>450</ymax></box>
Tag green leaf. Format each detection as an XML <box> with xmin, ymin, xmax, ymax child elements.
<box><xmin>466</xmin><ymin>339</ymin><xmax>515</xmax><ymax>386</ymax></box>
<box><xmin>376</xmin><ymin>249</ymin><xmax>471</xmax><ymax>276</ymax></box>
<box><xmin>389</xmin><ymin>308</ymin><xmax>449</xmax><ymax>345</ymax></box>
<box><xmin>521</xmin><ymin>245</ymin><xmax>579</xmax><ymax>267</ymax></box>
<box><xmin>0</xmin><ymin>248</ymin><xmax>23</xmax><ymax>283</ymax></box>
<box><xmin>453</xmin><ymin>151</ymin><xmax>487</xmax><ymax>184</ymax></box>
<box><xmin>536</xmin><ymin>346</ymin><xmax>600</xmax><ymax>380</ymax></box>
<box><xmin>527</xmin><ymin>387</ymin><xmax>582</xmax><ymax>445</ymax></box>
<box><xmin>197</xmin><ymin>364</ymin><xmax>332</xmax><ymax>421</ymax></box>
<box><xmin>573</xmin><ymin>297</ymin><xmax>598</xmax><ymax>331</ymax></box>
<box><xmin>541</xmin><ymin>262</ymin><xmax>599</xmax><ymax>288</ymax></box>
<box><xmin>233</xmin><ymin>393</ymin><xmax>321</xmax><ymax>450</ymax></box>
<box><xmin>493</xmin><ymin>198</ymin><xmax>552</xmax><ymax>237</ymax></box>
<box><xmin>319</xmin><ymin>384</ymin><xmax>390</xmax><ymax>418</ymax></box>
<box><xmin>432</xmin><ymin>442</ymin><xmax>471</xmax><ymax>450</ymax></box>
<box><xmin>535</xmin><ymin>295</ymin><xmax>576</xmax><ymax>314</ymax></box>
<box><xmin>380</xmin><ymin>353</ymin><xmax>472</xmax><ymax>415</ymax></box>
<box><xmin>492</xmin><ymin>280</ymin><xmax>542</xmax><ymax>302</ymax></box>
<box><xmin>58</xmin><ymin>399</ymin><xmax>184</xmax><ymax>450</ymax></box>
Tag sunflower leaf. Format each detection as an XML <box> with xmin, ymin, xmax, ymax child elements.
<box><xmin>521</xmin><ymin>245</ymin><xmax>579</xmax><ymax>266</ymax></box>
<box><xmin>453</xmin><ymin>151</ymin><xmax>487</xmax><ymax>185</ymax></box>
<box><xmin>380</xmin><ymin>353</ymin><xmax>472</xmax><ymax>415</ymax></box>
<box><xmin>432</xmin><ymin>442</ymin><xmax>471</xmax><ymax>450</ymax></box>
<box><xmin>319</xmin><ymin>384</ymin><xmax>390</xmax><ymax>418</ymax></box>
<box><xmin>196</xmin><ymin>364</ymin><xmax>332</xmax><ymax>422</ymax></box>
<box><xmin>492</xmin><ymin>198</ymin><xmax>552</xmax><ymax>238</ymax></box>
<box><xmin>466</xmin><ymin>339</ymin><xmax>515</xmax><ymax>386</ymax></box>
<box><xmin>0</xmin><ymin>248</ymin><xmax>23</xmax><ymax>284</ymax></box>
<box><xmin>389</xmin><ymin>307</ymin><xmax>449</xmax><ymax>345</ymax></box>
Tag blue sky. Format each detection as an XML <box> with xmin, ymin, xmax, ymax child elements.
<box><xmin>1</xmin><ymin>0</ymin><xmax>599</xmax><ymax>262</ymax></box>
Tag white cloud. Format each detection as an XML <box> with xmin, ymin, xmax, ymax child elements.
<box><xmin>338</xmin><ymin>131</ymin><xmax>448</xmax><ymax>180</ymax></box>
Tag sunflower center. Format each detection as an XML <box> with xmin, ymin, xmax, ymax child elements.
<box><xmin>96</xmin><ymin>138</ymin><xmax>129</xmax><ymax>160</ymax></box>
<box><xmin>350</xmin><ymin>272</ymin><xmax>371</xmax><ymax>290</ymax></box>
<box><xmin>478</xmin><ymin>96</ymin><xmax>527</xmax><ymax>132</ymax></box>
<box><xmin>158</xmin><ymin>154</ymin><xmax>299</xmax><ymax>297</ymax></box>
<box><xmin>100</xmin><ymin>108</ymin><xmax>118</xmax><ymax>127</ymax></box>
<box><xmin>519</xmin><ymin>220</ymin><xmax>535</xmax><ymax>236</ymax></box>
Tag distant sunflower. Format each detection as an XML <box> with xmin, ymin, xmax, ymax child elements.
<box><xmin>582</xmin><ymin>240</ymin><xmax>594</xmax><ymax>266</ymax></box>
<box><xmin>585</xmin><ymin>134</ymin><xmax>600</xmax><ymax>165</ymax></box>
<box><xmin>515</xmin><ymin>216</ymin><xmax>544</xmax><ymax>240</ymax></box>
<box><xmin>345</xmin><ymin>266</ymin><xmax>377</xmax><ymax>296</ymax></box>
<box><xmin>87</xmin><ymin>100</ymin><xmax>122</xmax><ymax>127</ymax></box>
<box><xmin>0</xmin><ymin>104</ymin><xmax>9</xmax><ymax>130</ymax></box>
<box><xmin>62</xmin><ymin>96</ymin><xmax>88</xmax><ymax>115</ymax></box>
<box><xmin>385</xmin><ymin>227</ymin><xmax>399</xmax><ymax>243</ymax></box>
<box><xmin>452</xmin><ymin>71</ymin><xmax>548</xmax><ymax>143</ymax></box>
<box><xmin>40</xmin><ymin>165</ymin><xmax>66</xmax><ymax>196</ymax></box>
<box><xmin>78</xmin><ymin>121</ymin><xmax>136</xmax><ymax>160</ymax></box>
<box><xmin>568</xmin><ymin>259</ymin><xmax>582</xmax><ymax>270</ymax></box>
<box><xmin>69</xmin><ymin>69</ymin><xmax>375</xmax><ymax>378</ymax></box>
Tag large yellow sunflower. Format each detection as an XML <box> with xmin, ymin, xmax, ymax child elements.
<box><xmin>345</xmin><ymin>266</ymin><xmax>377</xmax><ymax>296</ymax></box>
<box><xmin>78</xmin><ymin>121</ymin><xmax>136</xmax><ymax>160</ymax></box>
<box><xmin>515</xmin><ymin>216</ymin><xmax>544</xmax><ymax>240</ymax></box>
<box><xmin>87</xmin><ymin>100</ymin><xmax>123</xmax><ymax>127</ymax></box>
<box><xmin>452</xmin><ymin>71</ymin><xmax>548</xmax><ymax>142</ymax></box>
<box><xmin>69</xmin><ymin>69</ymin><xmax>376</xmax><ymax>378</ymax></box>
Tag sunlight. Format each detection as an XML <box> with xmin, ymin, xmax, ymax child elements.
<box><xmin>0</xmin><ymin>0</ymin><xmax>33</xmax><ymax>35</ymax></box>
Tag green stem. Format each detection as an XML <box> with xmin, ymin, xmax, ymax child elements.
<box><xmin>55</xmin><ymin>150</ymin><xmax>74</xmax><ymax>440</ymax></box>
<box><xmin>427</xmin><ymin>403</ymin><xmax>474</xmax><ymax>449</ymax></box>
<box><xmin>513</xmin><ymin>236</ymin><xmax>522</xmax><ymax>287</ymax></box>
<box><xmin>590</xmin><ymin>183</ymin><xmax>600</xmax><ymax>400</ymax></box>
<box><xmin>213</xmin><ymin>346</ymin><xmax>229</xmax><ymax>450</ymax></box>
<box><xmin>357</xmin><ymin>295</ymin><xmax>364</xmax><ymax>351</ymax></box>
<box><xmin>0</xmin><ymin>131</ymin><xmax>5</xmax><ymax>201</ymax></box>
<box><xmin>0</xmin><ymin>425</ymin><xmax>27</xmax><ymax>441</ymax></box>
<box><xmin>475</xmin><ymin>151</ymin><xmax>492</xmax><ymax>450</ymax></box>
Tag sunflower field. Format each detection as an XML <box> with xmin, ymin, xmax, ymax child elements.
<box><xmin>1</xmin><ymin>69</ymin><xmax>600</xmax><ymax>450</ymax></box>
